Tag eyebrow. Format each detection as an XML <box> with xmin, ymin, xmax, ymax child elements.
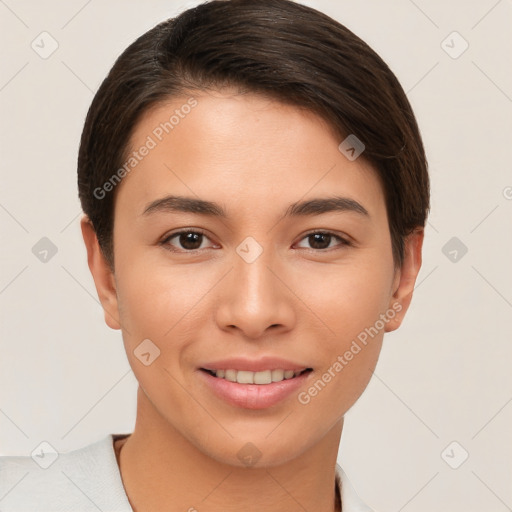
<box><xmin>142</xmin><ymin>194</ymin><xmax>370</xmax><ymax>219</ymax></box>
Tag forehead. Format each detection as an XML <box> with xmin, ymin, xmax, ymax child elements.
<box><xmin>114</xmin><ymin>89</ymin><xmax>386</xmax><ymax>223</ymax></box>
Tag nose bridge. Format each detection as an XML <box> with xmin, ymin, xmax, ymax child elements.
<box><xmin>235</xmin><ymin>241</ymin><xmax>276</xmax><ymax>307</ymax></box>
<box><xmin>215</xmin><ymin>235</ymin><xmax>295</xmax><ymax>337</ymax></box>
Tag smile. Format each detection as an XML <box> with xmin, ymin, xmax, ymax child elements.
<box><xmin>201</xmin><ymin>368</ymin><xmax>312</xmax><ymax>384</ymax></box>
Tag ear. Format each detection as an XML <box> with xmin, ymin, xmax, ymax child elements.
<box><xmin>80</xmin><ymin>215</ymin><xmax>121</xmax><ymax>330</ymax></box>
<box><xmin>385</xmin><ymin>228</ymin><xmax>424</xmax><ymax>333</ymax></box>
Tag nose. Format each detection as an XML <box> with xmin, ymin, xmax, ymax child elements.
<box><xmin>214</xmin><ymin>246</ymin><xmax>296</xmax><ymax>339</ymax></box>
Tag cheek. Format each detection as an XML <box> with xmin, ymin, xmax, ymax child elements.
<box><xmin>295</xmin><ymin>259</ymin><xmax>392</xmax><ymax>406</ymax></box>
<box><xmin>114</xmin><ymin>255</ymin><xmax>217</xmax><ymax>356</ymax></box>
<box><xmin>117</xmin><ymin>274</ymin><xmax>170</xmax><ymax>330</ymax></box>
<box><xmin>305</xmin><ymin>257</ymin><xmax>393</xmax><ymax>341</ymax></box>
<box><xmin>113</xmin><ymin>259</ymin><xmax>210</xmax><ymax>409</ymax></box>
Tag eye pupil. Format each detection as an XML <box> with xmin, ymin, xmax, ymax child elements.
<box><xmin>309</xmin><ymin>233</ymin><xmax>331</xmax><ymax>250</ymax></box>
<box><xmin>180</xmin><ymin>232</ymin><xmax>202</xmax><ymax>250</ymax></box>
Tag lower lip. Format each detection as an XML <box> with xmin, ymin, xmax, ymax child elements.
<box><xmin>198</xmin><ymin>369</ymin><xmax>312</xmax><ymax>410</ymax></box>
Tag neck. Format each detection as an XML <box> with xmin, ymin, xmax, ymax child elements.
<box><xmin>116</xmin><ymin>386</ymin><xmax>343</xmax><ymax>512</ymax></box>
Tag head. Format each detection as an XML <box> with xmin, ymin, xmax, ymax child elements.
<box><xmin>79</xmin><ymin>0</ymin><xmax>429</xmax><ymax>467</ymax></box>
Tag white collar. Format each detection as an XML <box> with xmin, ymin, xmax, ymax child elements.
<box><xmin>335</xmin><ymin>463</ymin><xmax>376</xmax><ymax>511</ymax></box>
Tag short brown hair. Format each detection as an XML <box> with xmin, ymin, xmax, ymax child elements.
<box><xmin>77</xmin><ymin>0</ymin><xmax>429</xmax><ymax>270</ymax></box>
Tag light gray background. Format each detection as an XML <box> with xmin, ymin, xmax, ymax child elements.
<box><xmin>1</xmin><ymin>1</ymin><xmax>511</xmax><ymax>510</ymax></box>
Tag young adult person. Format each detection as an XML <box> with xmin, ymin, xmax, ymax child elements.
<box><xmin>0</xmin><ymin>1</ymin><xmax>429</xmax><ymax>510</ymax></box>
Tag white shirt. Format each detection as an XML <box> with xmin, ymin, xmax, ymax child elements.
<box><xmin>0</xmin><ymin>434</ymin><xmax>375</xmax><ymax>511</ymax></box>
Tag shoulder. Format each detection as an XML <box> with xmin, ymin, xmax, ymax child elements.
<box><xmin>0</xmin><ymin>434</ymin><xmax>132</xmax><ymax>511</ymax></box>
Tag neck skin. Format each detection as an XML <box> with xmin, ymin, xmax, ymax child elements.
<box><xmin>115</xmin><ymin>386</ymin><xmax>342</xmax><ymax>512</ymax></box>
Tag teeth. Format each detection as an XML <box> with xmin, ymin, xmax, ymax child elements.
<box><xmin>208</xmin><ymin>368</ymin><xmax>306</xmax><ymax>384</ymax></box>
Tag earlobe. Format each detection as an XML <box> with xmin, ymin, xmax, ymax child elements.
<box><xmin>385</xmin><ymin>228</ymin><xmax>424</xmax><ymax>333</ymax></box>
<box><xmin>80</xmin><ymin>215</ymin><xmax>121</xmax><ymax>330</ymax></box>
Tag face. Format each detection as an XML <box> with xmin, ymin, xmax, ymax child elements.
<box><xmin>90</xmin><ymin>88</ymin><xmax>410</xmax><ymax>467</ymax></box>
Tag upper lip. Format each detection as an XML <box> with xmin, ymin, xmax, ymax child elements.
<box><xmin>200</xmin><ymin>356</ymin><xmax>312</xmax><ymax>373</ymax></box>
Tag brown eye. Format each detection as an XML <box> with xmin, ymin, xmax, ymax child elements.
<box><xmin>295</xmin><ymin>231</ymin><xmax>350</xmax><ymax>251</ymax></box>
<box><xmin>161</xmin><ymin>230</ymin><xmax>213</xmax><ymax>252</ymax></box>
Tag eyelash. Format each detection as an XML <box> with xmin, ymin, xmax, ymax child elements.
<box><xmin>159</xmin><ymin>229</ymin><xmax>352</xmax><ymax>253</ymax></box>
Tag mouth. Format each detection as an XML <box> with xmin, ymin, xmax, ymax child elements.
<box><xmin>200</xmin><ymin>367</ymin><xmax>313</xmax><ymax>385</ymax></box>
<box><xmin>198</xmin><ymin>366</ymin><xmax>314</xmax><ymax>409</ymax></box>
